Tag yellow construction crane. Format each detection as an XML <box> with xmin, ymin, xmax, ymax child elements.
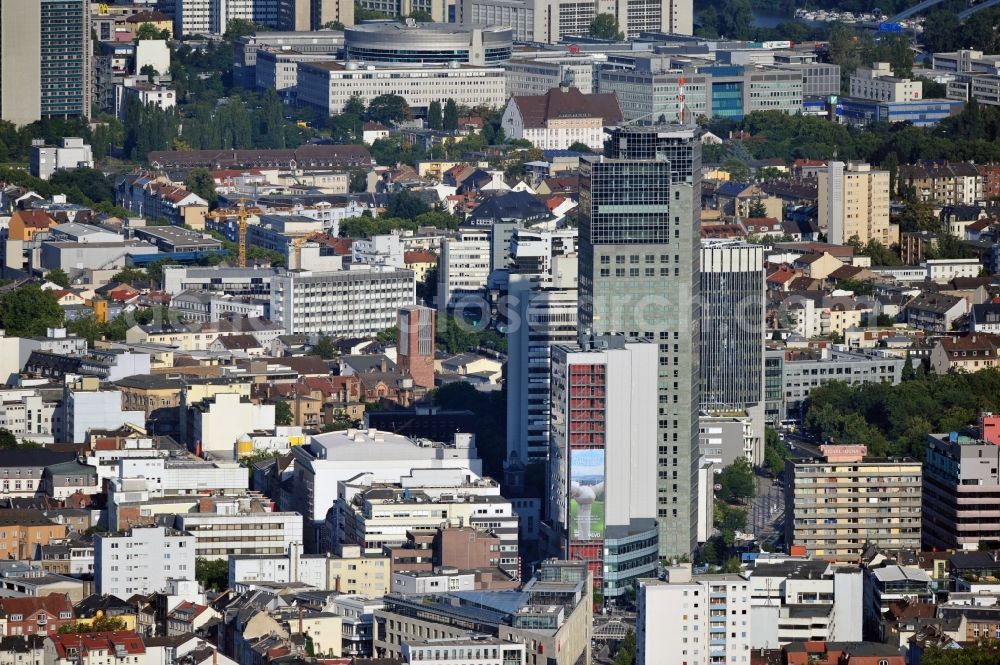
<box><xmin>237</xmin><ymin>198</ymin><xmax>248</xmax><ymax>268</ymax></box>
<box><xmin>205</xmin><ymin>200</ymin><xmax>254</xmax><ymax>267</ymax></box>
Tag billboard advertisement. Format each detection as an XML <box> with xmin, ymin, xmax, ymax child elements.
<box><xmin>569</xmin><ymin>448</ymin><xmax>605</xmax><ymax>541</ymax></box>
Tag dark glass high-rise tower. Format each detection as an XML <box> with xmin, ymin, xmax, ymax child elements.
<box><xmin>577</xmin><ymin>125</ymin><xmax>702</xmax><ymax>557</ymax></box>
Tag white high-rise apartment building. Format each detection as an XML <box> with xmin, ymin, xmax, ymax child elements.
<box><xmin>460</xmin><ymin>0</ymin><xmax>691</xmax><ymax>44</ymax></box>
<box><xmin>269</xmin><ymin>267</ymin><xmax>415</xmax><ymax>335</ymax></box>
<box><xmin>95</xmin><ymin>526</ymin><xmax>196</xmax><ymax>597</ymax></box>
<box><xmin>437</xmin><ymin>230</ymin><xmax>491</xmax><ymax>310</ymax></box>
<box><xmin>819</xmin><ymin>161</ymin><xmax>898</xmax><ymax>247</ymax></box>
<box><xmin>637</xmin><ymin>564</ymin><xmax>752</xmax><ymax>665</ymax></box>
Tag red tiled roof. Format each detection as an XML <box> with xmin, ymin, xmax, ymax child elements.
<box><xmin>511</xmin><ymin>87</ymin><xmax>623</xmax><ymax>129</ymax></box>
<box><xmin>50</xmin><ymin>631</ymin><xmax>145</xmax><ymax>658</ymax></box>
<box><xmin>14</xmin><ymin>210</ymin><xmax>55</xmax><ymax>229</ymax></box>
<box><xmin>404</xmin><ymin>250</ymin><xmax>436</xmax><ymax>264</ymax></box>
<box><xmin>0</xmin><ymin>594</ymin><xmax>73</xmax><ymax>620</ymax></box>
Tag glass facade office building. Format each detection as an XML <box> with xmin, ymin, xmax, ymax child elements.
<box><xmin>578</xmin><ymin>126</ymin><xmax>702</xmax><ymax>557</ymax></box>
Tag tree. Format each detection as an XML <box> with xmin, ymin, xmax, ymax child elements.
<box><xmin>0</xmin><ymin>285</ymin><xmax>63</xmax><ymax>337</ymax></box>
<box><xmin>0</xmin><ymin>430</ymin><xmax>17</xmax><ymax>449</ymax></box>
<box><xmin>921</xmin><ymin>640</ymin><xmax>1000</xmax><ymax>665</ymax></box>
<box><xmin>140</xmin><ymin>64</ymin><xmax>158</xmax><ymax>84</ymax></box>
<box><xmin>443</xmin><ymin>99</ymin><xmax>459</xmax><ymax>131</ymax></box>
<box><xmin>45</xmin><ymin>269</ymin><xmax>71</xmax><ymax>288</ymax></box>
<box><xmin>921</xmin><ymin>10</ymin><xmax>961</xmax><ymax>53</ymax></box>
<box><xmin>611</xmin><ymin>631</ymin><xmax>636</xmax><ymax>665</ymax></box>
<box><xmin>747</xmin><ymin>198</ymin><xmax>768</xmax><ymax>218</ymax></box>
<box><xmin>184</xmin><ymin>168</ymin><xmax>218</xmax><ymax>207</ymax></box>
<box><xmin>224</xmin><ymin>18</ymin><xmax>256</xmax><ymax>40</ymax></box>
<box><xmin>195</xmin><ymin>557</ymin><xmax>229</xmax><ymax>591</ymax></box>
<box><xmin>763</xmin><ymin>427</ymin><xmax>788</xmax><ymax>477</ymax></box>
<box><xmin>111</xmin><ymin>266</ymin><xmax>148</xmax><ymax>286</ymax></box>
<box><xmin>589</xmin><ymin>13</ymin><xmax>624</xmax><ymax>41</ymax></box>
<box><xmin>723</xmin><ymin>159</ymin><xmax>752</xmax><ymax>183</ymax></box>
<box><xmin>567</xmin><ymin>141</ymin><xmax>593</xmax><ymax>153</ymax></box>
<box><xmin>366</xmin><ymin>94</ymin><xmax>410</xmax><ymax>126</ymax></box>
<box><xmin>323</xmin><ymin>20</ymin><xmax>345</xmax><ymax>30</ymax></box>
<box><xmin>59</xmin><ymin>616</ymin><xmax>128</xmax><ymax>634</ymax></box>
<box><xmin>313</xmin><ymin>335</ymin><xmax>336</xmax><ymax>359</ymax></box>
<box><xmin>427</xmin><ymin>101</ymin><xmax>443</xmax><ymax>131</ymax></box>
<box><xmin>348</xmin><ymin>168</ymin><xmax>368</xmax><ymax>193</ymax></box>
<box><xmin>719</xmin><ymin>0</ymin><xmax>753</xmax><ymax>40</ymax></box>
<box><xmin>386</xmin><ymin>190</ymin><xmax>432</xmax><ymax>219</ymax></box>
<box><xmin>716</xmin><ymin>458</ymin><xmax>756</xmax><ymax>504</ymax></box>
<box><xmin>134</xmin><ymin>23</ymin><xmax>166</xmax><ymax>41</ymax></box>
<box><xmin>275</xmin><ymin>400</ymin><xmax>293</xmax><ymax>426</ymax></box>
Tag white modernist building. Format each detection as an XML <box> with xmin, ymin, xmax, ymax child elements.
<box><xmin>436</xmin><ymin>230</ymin><xmax>491</xmax><ymax>310</ymax></box>
<box><xmin>175</xmin><ymin>504</ymin><xmax>303</xmax><ymax>560</ymax></box>
<box><xmin>270</xmin><ymin>267</ymin><xmax>415</xmax><ymax>335</ymax></box>
<box><xmin>459</xmin><ymin>0</ymin><xmax>692</xmax><ymax>43</ymax></box>
<box><xmin>95</xmin><ymin>526</ymin><xmax>196</xmax><ymax>597</ymax></box>
<box><xmin>290</xmin><ymin>428</ymin><xmax>482</xmax><ymax>551</ymax></box>
<box><xmin>297</xmin><ymin>61</ymin><xmax>506</xmax><ymax>116</ymax></box>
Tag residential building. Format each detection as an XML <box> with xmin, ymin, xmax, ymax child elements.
<box><xmin>173</xmin><ymin>498</ymin><xmax>303</xmax><ymax>560</ymax></box>
<box><xmin>0</xmin><ymin>510</ymin><xmax>68</xmax><ymax>560</ymax></box>
<box><xmin>748</xmin><ymin>558</ymin><xmax>863</xmax><ymax>648</ymax></box>
<box><xmin>459</xmin><ymin>0</ymin><xmax>692</xmax><ymax>43</ymax></box>
<box><xmin>437</xmin><ymin>230</ymin><xmax>491</xmax><ymax>309</ymax></box>
<box><xmin>504</xmin><ymin>268</ymin><xmax>578</xmax><ymax>480</ymax></box>
<box><xmin>276</xmin><ymin>0</ymin><xmax>354</xmax><ymax>30</ymax></box>
<box><xmin>782</xmin><ymin>641</ymin><xmax>904</xmax><ymax>665</ymax></box>
<box><xmin>29</xmin><ymin>139</ymin><xmax>93</xmax><ymax>181</ymax></box>
<box><xmin>0</xmin><ymin>596</ymin><xmax>74</xmax><ymax>637</ymax></box>
<box><xmin>637</xmin><ymin>565</ymin><xmax>752</xmax><ymax>665</ymax></box>
<box><xmin>43</xmin><ymin>632</ymin><xmax>146</xmax><ymax>665</ymax></box>
<box><xmin>925</xmin><ymin>257</ymin><xmax>982</xmax><ymax>283</ymax></box>
<box><xmin>929</xmin><ymin>333</ymin><xmax>1000</xmax><ymax>374</ymax></box>
<box><xmin>61</xmin><ymin>377</ymin><xmax>145</xmax><ymax>445</ymax></box>
<box><xmin>187</xmin><ymin>392</ymin><xmax>276</xmax><ymax>455</ymax></box>
<box><xmin>39</xmin><ymin>0</ymin><xmax>90</xmax><ymax>119</ymax></box>
<box><xmin>784</xmin><ymin>445</ymin><xmax>922</xmax><ymax>561</ymax></box>
<box><xmin>397</xmin><ymin>306</ymin><xmax>435</xmax><ymax>390</ymax></box>
<box><xmin>290</xmin><ymin>428</ymin><xmax>482</xmax><ymax>551</ymax></box>
<box><xmin>849</xmin><ymin>62</ymin><xmax>923</xmax><ymax>102</ymax></box>
<box><xmin>229</xmin><ymin>543</ymin><xmax>391</xmax><ymax>597</ymax></box>
<box><xmin>547</xmin><ymin>338</ymin><xmax>658</xmax><ymax>602</ymax></box>
<box><xmin>923</xmin><ymin>431</ymin><xmax>1000</xmax><ymax>551</ymax></box>
<box><xmin>904</xmin><ymin>292</ymin><xmax>968</xmax><ymax>333</ymax></box>
<box><xmin>269</xmin><ymin>267</ymin><xmax>415</xmax><ymax>335</ymax></box>
<box><xmin>971</xmin><ymin>303</ymin><xmax>1000</xmax><ymax>333</ymax></box>
<box><xmin>0</xmin><ymin>389</ymin><xmax>59</xmax><ymax>443</ymax></box>
<box><xmin>297</xmin><ymin>61</ymin><xmax>506</xmax><ymax>116</ymax></box>
<box><xmin>578</xmin><ymin>125</ymin><xmax>701</xmax><ymax>558</ymax></box>
<box><xmin>863</xmin><ymin>566</ymin><xmax>934</xmax><ymax>642</ymax></box>
<box><xmin>898</xmin><ymin>161</ymin><xmax>982</xmax><ymax>206</ymax></box>
<box><xmin>818</xmin><ymin>161</ymin><xmax>898</xmax><ymax>247</ymax></box>
<box><xmin>700</xmin><ymin>242</ymin><xmax>766</xmax><ymax>465</ymax></box>
<box><xmin>115</xmin><ymin>81</ymin><xmax>176</xmax><ymax>120</ymax></box>
<box><xmin>500</xmin><ymin>86</ymin><xmax>623</xmax><ymax>152</ymax></box>
<box><xmin>95</xmin><ymin>526</ymin><xmax>196</xmax><ymax>597</ymax></box>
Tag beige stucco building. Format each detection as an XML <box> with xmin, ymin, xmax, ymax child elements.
<box><xmin>819</xmin><ymin>161</ymin><xmax>899</xmax><ymax>247</ymax></box>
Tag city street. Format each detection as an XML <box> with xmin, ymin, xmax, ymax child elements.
<box><xmin>750</xmin><ymin>475</ymin><xmax>784</xmax><ymax>547</ymax></box>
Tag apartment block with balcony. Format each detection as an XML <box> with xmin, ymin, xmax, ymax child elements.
<box><xmin>637</xmin><ymin>564</ymin><xmax>752</xmax><ymax>665</ymax></box>
<box><xmin>784</xmin><ymin>445</ymin><xmax>922</xmax><ymax>562</ymax></box>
